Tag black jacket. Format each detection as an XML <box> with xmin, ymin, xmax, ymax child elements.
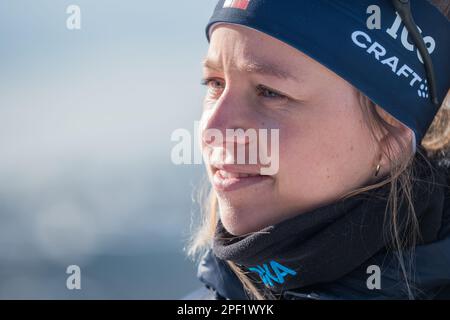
<box><xmin>185</xmin><ymin>156</ymin><xmax>450</xmax><ymax>300</ymax></box>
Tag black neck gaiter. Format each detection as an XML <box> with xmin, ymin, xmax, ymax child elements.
<box><xmin>212</xmin><ymin>156</ymin><xmax>448</xmax><ymax>293</ymax></box>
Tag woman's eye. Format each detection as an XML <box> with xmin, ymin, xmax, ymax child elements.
<box><xmin>201</xmin><ymin>78</ymin><xmax>225</xmax><ymax>98</ymax></box>
<box><xmin>256</xmin><ymin>85</ymin><xmax>286</xmax><ymax>100</ymax></box>
<box><xmin>200</xmin><ymin>79</ymin><xmax>287</xmax><ymax>102</ymax></box>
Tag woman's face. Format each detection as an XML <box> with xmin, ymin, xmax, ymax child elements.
<box><xmin>200</xmin><ymin>25</ymin><xmax>392</xmax><ymax>236</ymax></box>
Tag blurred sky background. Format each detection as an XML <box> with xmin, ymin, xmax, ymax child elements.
<box><xmin>0</xmin><ymin>0</ymin><xmax>216</xmax><ymax>298</ymax></box>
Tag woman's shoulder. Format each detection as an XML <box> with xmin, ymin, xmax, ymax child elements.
<box><xmin>428</xmin><ymin>150</ymin><xmax>450</xmax><ymax>239</ymax></box>
<box><xmin>195</xmin><ymin>249</ymin><xmax>249</xmax><ymax>300</ymax></box>
<box><xmin>182</xmin><ymin>286</ymin><xmax>221</xmax><ymax>300</ymax></box>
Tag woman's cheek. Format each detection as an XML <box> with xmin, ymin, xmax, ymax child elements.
<box><xmin>277</xmin><ymin>126</ymin><xmax>324</xmax><ymax>183</ymax></box>
<box><xmin>202</xmin><ymin>98</ymin><xmax>215</xmax><ymax>112</ymax></box>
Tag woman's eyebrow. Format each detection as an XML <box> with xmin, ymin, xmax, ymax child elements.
<box><xmin>202</xmin><ymin>58</ymin><xmax>298</xmax><ymax>81</ymax></box>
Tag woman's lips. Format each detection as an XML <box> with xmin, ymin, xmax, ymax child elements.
<box><xmin>212</xmin><ymin>168</ymin><xmax>272</xmax><ymax>192</ymax></box>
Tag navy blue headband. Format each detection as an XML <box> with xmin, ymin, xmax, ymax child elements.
<box><xmin>205</xmin><ymin>0</ymin><xmax>450</xmax><ymax>145</ymax></box>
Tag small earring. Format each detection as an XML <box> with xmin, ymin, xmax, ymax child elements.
<box><xmin>374</xmin><ymin>163</ymin><xmax>381</xmax><ymax>177</ymax></box>
<box><xmin>374</xmin><ymin>154</ymin><xmax>382</xmax><ymax>177</ymax></box>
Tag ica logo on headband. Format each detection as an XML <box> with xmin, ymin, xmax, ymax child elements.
<box><xmin>352</xmin><ymin>4</ymin><xmax>436</xmax><ymax>100</ymax></box>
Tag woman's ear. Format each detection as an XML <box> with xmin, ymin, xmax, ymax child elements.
<box><xmin>374</xmin><ymin>105</ymin><xmax>414</xmax><ymax>169</ymax></box>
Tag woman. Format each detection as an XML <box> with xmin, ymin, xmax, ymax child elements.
<box><xmin>186</xmin><ymin>0</ymin><xmax>450</xmax><ymax>300</ymax></box>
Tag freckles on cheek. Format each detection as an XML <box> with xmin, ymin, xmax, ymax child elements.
<box><xmin>279</xmin><ymin>129</ymin><xmax>343</xmax><ymax>178</ymax></box>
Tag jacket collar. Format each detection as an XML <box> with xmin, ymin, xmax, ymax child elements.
<box><xmin>198</xmin><ymin>233</ymin><xmax>450</xmax><ymax>300</ymax></box>
<box><xmin>197</xmin><ymin>156</ymin><xmax>450</xmax><ymax>300</ymax></box>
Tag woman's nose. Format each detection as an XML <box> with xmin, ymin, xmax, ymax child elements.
<box><xmin>201</xmin><ymin>89</ymin><xmax>253</xmax><ymax>146</ymax></box>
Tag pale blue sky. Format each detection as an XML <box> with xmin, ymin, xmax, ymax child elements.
<box><xmin>0</xmin><ymin>0</ymin><xmax>217</xmax><ymax>298</ymax></box>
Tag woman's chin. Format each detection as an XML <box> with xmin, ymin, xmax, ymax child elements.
<box><xmin>219</xmin><ymin>206</ymin><xmax>271</xmax><ymax>236</ymax></box>
<box><xmin>220</xmin><ymin>218</ymin><xmax>255</xmax><ymax>236</ymax></box>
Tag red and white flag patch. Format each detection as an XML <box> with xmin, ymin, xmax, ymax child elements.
<box><xmin>223</xmin><ymin>0</ymin><xmax>251</xmax><ymax>10</ymax></box>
